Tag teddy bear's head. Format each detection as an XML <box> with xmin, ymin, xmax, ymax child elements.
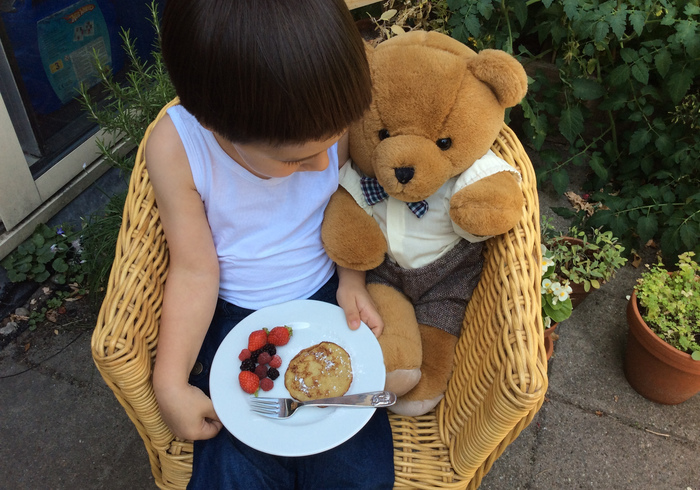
<box><xmin>349</xmin><ymin>31</ymin><xmax>527</xmax><ymax>203</ymax></box>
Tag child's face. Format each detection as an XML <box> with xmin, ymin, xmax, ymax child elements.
<box><xmin>215</xmin><ymin>132</ymin><xmax>343</xmax><ymax>179</ymax></box>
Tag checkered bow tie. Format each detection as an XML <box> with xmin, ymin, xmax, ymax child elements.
<box><xmin>360</xmin><ymin>176</ymin><xmax>429</xmax><ymax>218</ymax></box>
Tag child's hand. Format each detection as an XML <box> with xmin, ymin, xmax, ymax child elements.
<box><xmin>336</xmin><ymin>267</ymin><xmax>384</xmax><ymax>337</ymax></box>
<box><xmin>155</xmin><ymin>382</ymin><xmax>222</xmax><ymax>441</ymax></box>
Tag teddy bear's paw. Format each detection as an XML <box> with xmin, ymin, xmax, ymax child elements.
<box><xmin>389</xmin><ymin>394</ymin><xmax>444</xmax><ymax>417</ymax></box>
<box><xmin>385</xmin><ymin>368</ymin><xmax>421</xmax><ymax>397</ymax></box>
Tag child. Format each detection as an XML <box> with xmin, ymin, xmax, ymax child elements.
<box><xmin>146</xmin><ymin>0</ymin><xmax>395</xmax><ymax>488</ymax></box>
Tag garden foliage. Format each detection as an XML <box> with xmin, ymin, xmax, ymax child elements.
<box><xmin>445</xmin><ymin>0</ymin><xmax>700</xmax><ymax>259</ymax></box>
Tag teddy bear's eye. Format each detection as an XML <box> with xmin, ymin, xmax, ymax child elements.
<box><xmin>378</xmin><ymin>129</ymin><xmax>390</xmax><ymax>141</ymax></box>
<box><xmin>436</xmin><ymin>138</ymin><xmax>452</xmax><ymax>150</ymax></box>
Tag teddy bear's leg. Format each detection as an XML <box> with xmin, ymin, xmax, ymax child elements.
<box><xmin>389</xmin><ymin>325</ymin><xmax>458</xmax><ymax>416</ymax></box>
<box><xmin>368</xmin><ymin>283</ymin><xmax>423</xmax><ymax>397</ymax></box>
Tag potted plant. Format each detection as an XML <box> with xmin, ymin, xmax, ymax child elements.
<box><xmin>540</xmin><ymin>243</ymin><xmax>573</xmax><ymax>359</ymax></box>
<box><xmin>624</xmin><ymin>252</ymin><xmax>700</xmax><ymax>404</ymax></box>
<box><xmin>542</xmin><ymin>222</ymin><xmax>628</xmax><ymax>308</ymax></box>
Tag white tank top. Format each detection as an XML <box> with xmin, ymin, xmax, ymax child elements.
<box><xmin>167</xmin><ymin>105</ymin><xmax>337</xmax><ymax>309</ymax></box>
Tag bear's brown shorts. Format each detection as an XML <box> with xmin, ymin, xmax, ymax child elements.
<box><xmin>366</xmin><ymin>240</ymin><xmax>484</xmax><ymax>337</ymax></box>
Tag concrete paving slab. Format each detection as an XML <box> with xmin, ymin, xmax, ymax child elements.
<box><xmin>532</xmin><ymin>398</ymin><xmax>700</xmax><ymax>489</ymax></box>
<box><xmin>0</xmin><ymin>348</ymin><xmax>153</xmax><ymax>489</ymax></box>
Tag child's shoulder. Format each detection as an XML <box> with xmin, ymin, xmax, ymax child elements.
<box><xmin>145</xmin><ymin>114</ymin><xmax>184</xmax><ymax>166</ymax></box>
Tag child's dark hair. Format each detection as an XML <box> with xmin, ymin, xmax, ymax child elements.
<box><xmin>161</xmin><ymin>0</ymin><xmax>372</xmax><ymax>145</ymax></box>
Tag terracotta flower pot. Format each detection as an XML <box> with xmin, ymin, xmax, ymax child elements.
<box><xmin>624</xmin><ymin>291</ymin><xmax>700</xmax><ymax>405</ymax></box>
<box><xmin>543</xmin><ymin>322</ymin><xmax>558</xmax><ymax>360</ymax></box>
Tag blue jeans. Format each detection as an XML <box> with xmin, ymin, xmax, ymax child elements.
<box><xmin>187</xmin><ymin>273</ymin><xmax>395</xmax><ymax>489</ymax></box>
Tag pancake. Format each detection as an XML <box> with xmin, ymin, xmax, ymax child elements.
<box><xmin>284</xmin><ymin>341</ymin><xmax>353</xmax><ymax>401</ymax></box>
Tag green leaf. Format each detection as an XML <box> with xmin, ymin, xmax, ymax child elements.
<box><xmin>667</xmin><ymin>70</ymin><xmax>693</xmax><ymax>104</ymax></box>
<box><xmin>7</xmin><ymin>270</ymin><xmax>27</xmax><ymax>282</ymax></box>
<box><xmin>679</xmin><ymin>223</ymin><xmax>698</xmax><ymax>250</ymax></box>
<box><xmin>629</xmin><ymin>10</ymin><xmax>645</xmax><ymax>36</ymax></box>
<box><xmin>692</xmin><ymin>351</ymin><xmax>700</xmax><ymax>361</ymax></box>
<box><xmin>53</xmin><ymin>273</ymin><xmax>67</xmax><ymax>285</ymax></box>
<box><xmin>589</xmin><ymin>155</ymin><xmax>608</xmax><ymax>180</ymax></box>
<box><xmin>511</xmin><ymin>0</ymin><xmax>528</xmax><ymax>27</ymax></box>
<box><xmin>654</xmin><ymin>50</ymin><xmax>672</xmax><ymax>78</ymax></box>
<box><xmin>551</xmin><ymin>170</ymin><xmax>569</xmax><ymax>195</ymax></box>
<box><xmin>620</xmin><ymin>48</ymin><xmax>637</xmax><ymax>63</ymax></box>
<box><xmin>655</xmin><ymin>133</ymin><xmax>675</xmax><ymax>156</ymax></box>
<box><xmin>562</xmin><ymin>0</ymin><xmax>579</xmax><ymax>19</ymax></box>
<box><xmin>52</xmin><ymin>257</ymin><xmax>69</xmax><ymax>273</ymax></box>
<box><xmin>637</xmin><ymin>215</ymin><xmax>658</xmax><ymax>244</ymax></box>
<box><xmin>685</xmin><ymin>4</ymin><xmax>700</xmax><ymax>15</ymax></box>
<box><xmin>463</xmin><ymin>13</ymin><xmax>481</xmax><ymax>37</ymax></box>
<box><xmin>629</xmin><ymin>129</ymin><xmax>652</xmax><ymax>154</ymax></box>
<box><xmin>594</xmin><ymin>21</ymin><xmax>610</xmax><ymax>43</ymax></box>
<box><xmin>608</xmin><ymin>10</ymin><xmax>627</xmax><ymax>39</ymax></box>
<box><xmin>609</xmin><ymin>64</ymin><xmax>630</xmax><ymax>86</ymax></box>
<box><xmin>559</xmin><ymin>106</ymin><xmax>584</xmax><ymax>144</ymax></box>
<box><xmin>631</xmin><ymin>63</ymin><xmax>649</xmax><ymax>84</ymax></box>
<box><xmin>34</xmin><ymin>271</ymin><xmax>50</xmax><ymax>283</ymax></box>
<box><xmin>31</xmin><ymin>234</ymin><xmax>45</xmax><ymax>248</ymax></box>
<box><xmin>551</xmin><ymin>206</ymin><xmax>577</xmax><ymax>219</ymax></box>
<box><xmin>476</xmin><ymin>0</ymin><xmax>494</xmax><ymax>18</ymax></box>
<box><xmin>572</xmin><ymin>78</ymin><xmax>605</xmax><ymax>100</ymax></box>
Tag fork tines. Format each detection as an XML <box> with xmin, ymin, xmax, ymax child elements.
<box><xmin>249</xmin><ymin>398</ymin><xmax>281</xmax><ymax>414</ymax></box>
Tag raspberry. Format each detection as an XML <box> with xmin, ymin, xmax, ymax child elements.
<box><xmin>250</xmin><ymin>349</ymin><xmax>262</xmax><ymax>364</ymax></box>
<box><xmin>254</xmin><ymin>364</ymin><xmax>268</xmax><ymax>379</ymax></box>
<box><xmin>238</xmin><ymin>348</ymin><xmax>251</xmax><ymax>361</ymax></box>
<box><xmin>269</xmin><ymin>355</ymin><xmax>282</xmax><ymax>369</ymax></box>
<box><xmin>257</xmin><ymin>352</ymin><xmax>272</xmax><ymax>365</ymax></box>
<box><xmin>248</xmin><ymin>329</ymin><xmax>268</xmax><ymax>351</ymax></box>
<box><xmin>260</xmin><ymin>378</ymin><xmax>274</xmax><ymax>391</ymax></box>
<box><xmin>239</xmin><ymin>371</ymin><xmax>259</xmax><ymax>394</ymax></box>
<box><xmin>261</xmin><ymin>344</ymin><xmax>276</xmax><ymax>356</ymax></box>
<box><xmin>267</xmin><ymin>367</ymin><xmax>280</xmax><ymax>380</ymax></box>
<box><xmin>267</xmin><ymin>326</ymin><xmax>292</xmax><ymax>346</ymax></box>
<box><xmin>240</xmin><ymin>358</ymin><xmax>256</xmax><ymax>372</ymax></box>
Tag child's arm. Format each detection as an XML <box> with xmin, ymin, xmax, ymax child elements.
<box><xmin>145</xmin><ymin>115</ymin><xmax>223</xmax><ymax>441</ymax></box>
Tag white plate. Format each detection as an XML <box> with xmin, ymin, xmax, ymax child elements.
<box><xmin>210</xmin><ymin>299</ymin><xmax>385</xmax><ymax>456</ymax></box>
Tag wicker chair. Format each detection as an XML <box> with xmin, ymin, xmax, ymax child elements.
<box><xmin>92</xmin><ymin>98</ymin><xmax>547</xmax><ymax>489</ymax></box>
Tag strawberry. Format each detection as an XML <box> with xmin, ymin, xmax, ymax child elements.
<box><xmin>238</xmin><ymin>348</ymin><xmax>251</xmax><ymax>361</ymax></box>
<box><xmin>239</xmin><ymin>371</ymin><xmax>259</xmax><ymax>394</ymax></box>
<box><xmin>260</xmin><ymin>378</ymin><xmax>274</xmax><ymax>391</ymax></box>
<box><xmin>267</xmin><ymin>326</ymin><xmax>292</xmax><ymax>346</ymax></box>
<box><xmin>248</xmin><ymin>329</ymin><xmax>268</xmax><ymax>351</ymax></box>
<box><xmin>254</xmin><ymin>364</ymin><xmax>268</xmax><ymax>379</ymax></box>
<box><xmin>257</xmin><ymin>351</ymin><xmax>272</xmax><ymax>365</ymax></box>
<box><xmin>269</xmin><ymin>354</ymin><xmax>282</xmax><ymax>369</ymax></box>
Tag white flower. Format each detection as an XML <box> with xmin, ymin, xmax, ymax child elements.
<box><xmin>544</xmin><ymin>316</ymin><xmax>552</xmax><ymax>329</ymax></box>
<box><xmin>553</xmin><ymin>283</ymin><xmax>571</xmax><ymax>302</ymax></box>
<box><xmin>541</xmin><ymin>256</ymin><xmax>554</xmax><ymax>275</ymax></box>
<box><xmin>542</xmin><ymin>278</ymin><xmax>553</xmax><ymax>291</ymax></box>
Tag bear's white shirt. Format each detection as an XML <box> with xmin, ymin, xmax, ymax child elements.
<box><xmin>339</xmin><ymin>150</ymin><xmax>521</xmax><ymax>269</ymax></box>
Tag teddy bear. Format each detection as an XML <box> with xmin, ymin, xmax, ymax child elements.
<box><xmin>322</xmin><ymin>30</ymin><xmax>528</xmax><ymax>416</ymax></box>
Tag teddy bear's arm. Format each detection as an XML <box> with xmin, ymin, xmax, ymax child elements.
<box><xmin>449</xmin><ymin>171</ymin><xmax>524</xmax><ymax>237</ymax></box>
<box><xmin>321</xmin><ymin>187</ymin><xmax>387</xmax><ymax>270</ymax></box>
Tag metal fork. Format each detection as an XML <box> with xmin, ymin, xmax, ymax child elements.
<box><xmin>249</xmin><ymin>390</ymin><xmax>396</xmax><ymax>418</ymax></box>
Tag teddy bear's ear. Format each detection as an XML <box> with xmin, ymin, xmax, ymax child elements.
<box><xmin>466</xmin><ymin>49</ymin><xmax>528</xmax><ymax>108</ymax></box>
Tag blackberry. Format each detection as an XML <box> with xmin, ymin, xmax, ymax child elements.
<box><xmin>250</xmin><ymin>348</ymin><xmax>262</xmax><ymax>364</ymax></box>
<box><xmin>262</xmin><ymin>343</ymin><xmax>277</xmax><ymax>356</ymax></box>
<box><xmin>240</xmin><ymin>358</ymin><xmax>256</xmax><ymax>372</ymax></box>
<box><xmin>267</xmin><ymin>367</ymin><xmax>280</xmax><ymax>380</ymax></box>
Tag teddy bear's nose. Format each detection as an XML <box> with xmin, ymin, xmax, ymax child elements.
<box><xmin>394</xmin><ymin>167</ymin><xmax>415</xmax><ymax>184</ymax></box>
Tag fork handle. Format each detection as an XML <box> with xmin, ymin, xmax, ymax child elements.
<box><xmin>299</xmin><ymin>391</ymin><xmax>396</xmax><ymax>408</ymax></box>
